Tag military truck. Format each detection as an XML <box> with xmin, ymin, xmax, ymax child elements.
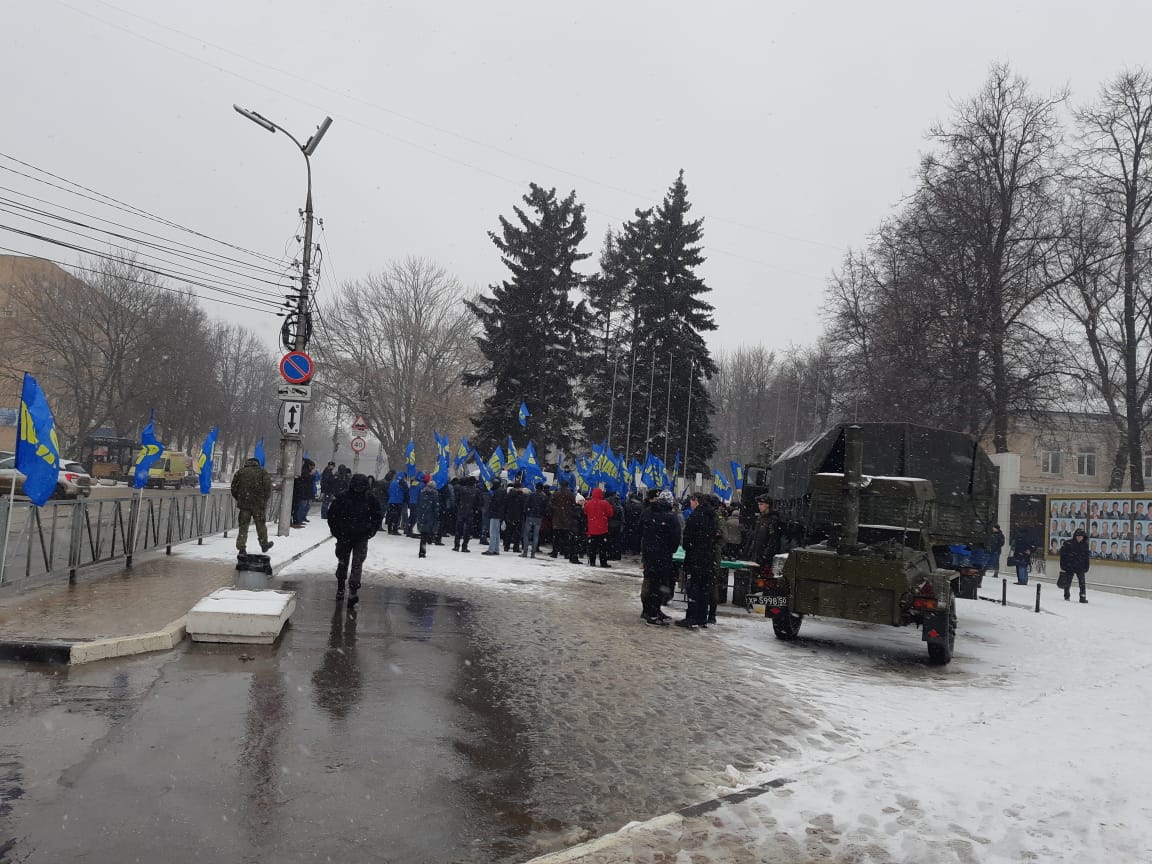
<box><xmin>754</xmin><ymin>423</ymin><xmax>998</xmax><ymax>665</ymax></box>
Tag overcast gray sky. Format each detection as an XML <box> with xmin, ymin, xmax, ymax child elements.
<box><xmin>4</xmin><ymin>0</ymin><xmax>1152</xmax><ymax>356</ymax></box>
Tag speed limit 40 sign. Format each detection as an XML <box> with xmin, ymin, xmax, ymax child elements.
<box><xmin>350</xmin><ymin>436</ymin><xmax>366</xmax><ymax>453</ymax></box>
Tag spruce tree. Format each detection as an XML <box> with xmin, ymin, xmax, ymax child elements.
<box><xmin>583</xmin><ymin>172</ymin><xmax>717</xmax><ymax>470</ymax></box>
<box><xmin>464</xmin><ymin>183</ymin><xmax>589</xmax><ymax>455</ymax></box>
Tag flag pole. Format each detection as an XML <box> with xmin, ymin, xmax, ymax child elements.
<box><xmin>681</xmin><ymin>359</ymin><xmax>694</xmax><ymax>495</ymax></box>
<box><xmin>0</xmin><ymin>479</ymin><xmax>16</xmax><ymax>586</ymax></box>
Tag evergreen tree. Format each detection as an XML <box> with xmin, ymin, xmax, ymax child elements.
<box><xmin>583</xmin><ymin>172</ymin><xmax>717</xmax><ymax>470</ymax></box>
<box><xmin>464</xmin><ymin>183</ymin><xmax>589</xmax><ymax>455</ymax></box>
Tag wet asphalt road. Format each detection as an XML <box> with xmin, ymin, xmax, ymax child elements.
<box><xmin>0</xmin><ymin>546</ymin><xmax>957</xmax><ymax>864</ymax></box>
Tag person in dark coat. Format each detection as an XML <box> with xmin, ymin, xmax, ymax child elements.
<box><xmin>521</xmin><ymin>482</ymin><xmax>548</xmax><ymax>558</ymax></box>
<box><xmin>334</xmin><ymin>465</ymin><xmax>351</xmax><ymax>496</ymax></box>
<box><xmin>677</xmin><ymin>493</ymin><xmax>717</xmax><ymax>628</ymax></box>
<box><xmin>1011</xmin><ymin>528</ymin><xmax>1034</xmax><ymax>585</ymax></box>
<box><xmin>550</xmin><ymin>482</ymin><xmax>578</xmax><ymax>561</ymax></box>
<box><xmin>624</xmin><ymin>493</ymin><xmax>645</xmax><ymax>555</ymax></box>
<box><xmin>985</xmin><ymin>524</ymin><xmax>1005</xmax><ymax>578</ymax></box>
<box><xmin>416</xmin><ymin>475</ymin><xmax>440</xmax><ymax>558</ymax></box>
<box><xmin>584</xmin><ymin>487</ymin><xmax>614</xmax><ymax>567</ymax></box>
<box><xmin>386</xmin><ymin>471</ymin><xmax>407</xmax><ymax>535</ymax></box>
<box><xmin>747</xmin><ymin>495</ymin><xmax>780</xmax><ymax>564</ymax></box>
<box><xmin>436</xmin><ymin>479</ymin><xmax>455</xmax><ymax>545</ymax></box>
<box><xmin>319</xmin><ymin>461</ymin><xmax>338</xmax><ymax>518</ymax></box>
<box><xmin>504</xmin><ymin>481</ymin><xmax>526</xmax><ymax>553</ymax></box>
<box><xmin>326</xmin><ymin>473</ymin><xmax>382</xmax><ymax>607</ymax></box>
<box><xmin>406</xmin><ymin>476</ymin><xmax>422</xmax><ymax>536</ymax></box>
<box><xmin>482</xmin><ymin>480</ymin><xmax>507</xmax><ymax>554</ymax></box>
<box><xmin>605</xmin><ymin>492</ymin><xmax>624</xmax><ymax>560</ymax></box>
<box><xmin>291</xmin><ymin>458</ymin><xmax>316</xmax><ymax>528</ymax></box>
<box><xmin>639</xmin><ymin>489</ymin><xmax>682</xmax><ymax>624</ymax></box>
<box><xmin>1059</xmin><ymin>528</ymin><xmax>1091</xmax><ymax>602</ymax></box>
<box><xmin>453</xmin><ymin>477</ymin><xmax>480</xmax><ymax>552</ymax></box>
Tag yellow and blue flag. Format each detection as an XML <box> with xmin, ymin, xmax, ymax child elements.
<box><xmin>488</xmin><ymin>447</ymin><xmax>504</xmax><ymax>476</ymax></box>
<box><xmin>455</xmin><ymin>436</ymin><xmax>470</xmax><ymax>470</ymax></box>
<box><xmin>505</xmin><ymin>437</ymin><xmax>520</xmax><ymax>473</ymax></box>
<box><xmin>433</xmin><ymin>432</ymin><xmax>450</xmax><ymax>487</ymax></box>
<box><xmin>15</xmin><ymin>373</ymin><xmax>61</xmax><ymax>507</ymax></box>
<box><xmin>518</xmin><ymin>400</ymin><xmax>530</xmax><ymax>428</ymax></box>
<box><xmin>197</xmin><ymin>426</ymin><xmax>218</xmax><ymax>495</ymax></box>
<box><xmin>473</xmin><ymin>449</ymin><xmax>494</xmax><ymax>489</ymax></box>
<box><xmin>713</xmin><ymin>468</ymin><xmax>732</xmax><ymax>502</ymax></box>
<box><xmin>405</xmin><ymin>440</ymin><xmax>416</xmax><ymax>470</ymax></box>
<box><xmin>730</xmin><ymin>461</ymin><xmax>744</xmax><ymax>491</ymax></box>
<box><xmin>132</xmin><ymin>411</ymin><xmax>166</xmax><ymax>490</ymax></box>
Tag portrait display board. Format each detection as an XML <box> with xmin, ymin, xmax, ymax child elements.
<box><xmin>1047</xmin><ymin>495</ymin><xmax>1152</xmax><ymax>563</ymax></box>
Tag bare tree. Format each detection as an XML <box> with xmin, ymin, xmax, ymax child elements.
<box><xmin>316</xmin><ymin>257</ymin><xmax>479</xmax><ymax>471</ymax></box>
<box><xmin>1064</xmin><ymin>69</ymin><xmax>1152</xmax><ymax>490</ymax></box>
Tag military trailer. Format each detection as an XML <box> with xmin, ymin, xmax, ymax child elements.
<box><xmin>755</xmin><ymin>423</ymin><xmax>998</xmax><ymax>665</ymax></box>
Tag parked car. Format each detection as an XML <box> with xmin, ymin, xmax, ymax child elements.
<box><xmin>0</xmin><ymin>452</ymin><xmax>93</xmax><ymax>499</ymax></box>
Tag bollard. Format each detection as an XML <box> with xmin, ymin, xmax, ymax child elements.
<box><xmin>1002</xmin><ymin>578</ymin><xmax>1007</xmax><ymax>606</ymax></box>
<box><xmin>1035</xmin><ymin>582</ymin><xmax>1041</xmax><ymax>613</ymax></box>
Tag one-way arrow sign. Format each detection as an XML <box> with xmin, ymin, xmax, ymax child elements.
<box><xmin>278</xmin><ymin>401</ymin><xmax>304</xmax><ymax>435</ymax></box>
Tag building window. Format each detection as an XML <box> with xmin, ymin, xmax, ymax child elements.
<box><xmin>1040</xmin><ymin>450</ymin><xmax>1061</xmax><ymax>475</ymax></box>
<box><xmin>1076</xmin><ymin>450</ymin><xmax>1096</xmax><ymax>477</ymax></box>
<box><xmin>1144</xmin><ymin>454</ymin><xmax>1152</xmax><ymax>479</ymax></box>
<box><xmin>1</xmin><ymin>307</ymin><xmax>14</xmax><ymax>318</ymax></box>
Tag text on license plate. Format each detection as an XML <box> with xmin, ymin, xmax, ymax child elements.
<box><xmin>763</xmin><ymin>596</ymin><xmax>789</xmax><ymax>607</ymax></box>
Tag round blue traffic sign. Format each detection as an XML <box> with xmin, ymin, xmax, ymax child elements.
<box><xmin>279</xmin><ymin>351</ymin><xmax>314</xmax><ymax>384</ymax></box>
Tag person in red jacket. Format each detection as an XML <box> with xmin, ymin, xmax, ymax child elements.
<box><xmin>584</xmin><ymin>487</ymin><xmax>614</xmax><ymax>568</ymax></box>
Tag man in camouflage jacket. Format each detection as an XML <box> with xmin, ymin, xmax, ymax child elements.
<box><xmin>230</xmin><ymin>457</ymin><xmax>274</xmax><ymax>554</ymax></box>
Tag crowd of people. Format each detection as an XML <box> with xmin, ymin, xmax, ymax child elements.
<box><xmin>269</xmin><ymin>461</ymin><xmax>785</xmax><ymax>623</ymax></box>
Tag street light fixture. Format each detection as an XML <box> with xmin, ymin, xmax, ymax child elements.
<box><xmin>234</xmin><ymin>104</ymin><xmax>332</xmax><ymax>537</ymax></box>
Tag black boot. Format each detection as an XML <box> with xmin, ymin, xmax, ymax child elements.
<box><xmin>347</xmin><ymin>591</ymin><xmax>359</xmax><ymax>608</ymax></box>
<box><xmin>1080</xmin><ymin>595</ymin><xmax>1088</xmax><ymax>603</ymax></box>
<box><xmin>336</xmin><ymin>581</ymin><xmax>346</xmax><ymax>600</ymax></box>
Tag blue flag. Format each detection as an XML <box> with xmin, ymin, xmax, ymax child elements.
<box><xmin>455</xmin><ymin>436</ymin><xmax>471</xmax><ymax>470</ymax></box>
<box><xmin>505</xmin><ymin>436</ymin><xmax>520</xmax><ymax>473</ymax></box>
<box><xmin>132</xmin><ymin>411</ymin><xmax>166</xmax><ymax>490</ymax></box>
<box><xmin>432</xmin><ymin>432</ymin><xmax>450</xmax><ymax>488</ymax></box>
<box><xmin>405</xmin><ymin>439</ymin><xmax>416</xmax><ymax>470</ymax></box>
<box><xmin>473</xmin><ymin>449</ymin><xmax>494</xmax><ymax>488</ymax></box>
<box><xmin>197</xmin><ymin>426</ymin><xmax>218</xmax><ymax>495</ymax></box>
<box><xmin>15</xmin><ymin>373</ymin><xmax>61</xmax><ymax>507</ymax></box>
<box><xmin>673</xmin><ymin>450</ymin><xmax>681</xmax><ymax>477</ymax></box>
<box><xmin>730</xmin><ymin>460</ymin><xmax>744</xmax><ymax>492</ymax></box>
<box><xmin>518</xmin><ymin>400</ymin><xmax>530</xmax><ymax>427</ymax></box>
<box><xmin>522</xmin><ymin>441</ymin><xmax>544</xmax><ymax>486</ymax></box>
<box><xmin>254</xmin><ymin>438</ymin><xmax>266</xmax><ymax>467</ymax></box>
<box><xmin>713</xmin><ymin>468</ymin><xmax>733</xmax><ymax>502</ymax></box>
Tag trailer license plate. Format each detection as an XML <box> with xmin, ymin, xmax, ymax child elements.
<box><xmin>763</xmin><ymin>596</ymin><xmax>789</xmax><ymax>607</ymax></box>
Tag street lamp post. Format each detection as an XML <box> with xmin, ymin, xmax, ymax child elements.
<box><xmin>234</xmin><ymin>104</ymin><xmax>332</xmax><ymax>537</ymax></box>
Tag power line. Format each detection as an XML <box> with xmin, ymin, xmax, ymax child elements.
<box><xmin>0</xmin><ymin>199</ymin><xmax>293</xmax><ymax>300</ymax></box>
<box><xmin>0</xmin><ymin>223</ymin><xmax>287</xmax><ymax>311</ymax></box>
<box><xmin>0</xmin><ymin>151</ymin><xmax>284</xmax><ymax>266</ymax></box>
<box><xmin>0</xmin><ymin>244</ymin><xmax>278</xmax><ymax>315</ymax></box>
<box><xmin>0</xmin><ymin>182</ymin><xmax>296</xmax><ymax>282</ymax></box>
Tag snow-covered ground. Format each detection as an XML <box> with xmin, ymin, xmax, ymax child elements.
<box><xmin>173</xmin><ymin>521</ymin><xmax>1152</xmax><ymax>862</ymax></box>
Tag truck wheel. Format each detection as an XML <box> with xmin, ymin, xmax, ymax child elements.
<box><xmin>772</xmin><ymin>610</ymin><xmax>803</xmax><ymax>640</ymax></box>
<box><xmin>927</xmin><ymin>608</ymin><xmax>956</xmax><ymax>665</ymax></box>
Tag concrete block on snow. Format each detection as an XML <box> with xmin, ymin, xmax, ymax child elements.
<box><xmin>186</xmin><ymin>588</ymin><xmax>296</xmax><ymax>644</ymax></box>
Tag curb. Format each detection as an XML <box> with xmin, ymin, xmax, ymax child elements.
<box><xmin>69</xmin><ymin>617</ymin><xmax>187</xmax><ymax>665</ymax></box>
<box><xmin>522</xmin><ymin>776</ymin><xmax>793</xmax><ymax>863</ymax></box>
<box><xmin>0</xmin><ymin>536</ymin><xmax>334</xmax><ymax>666</ymax></box>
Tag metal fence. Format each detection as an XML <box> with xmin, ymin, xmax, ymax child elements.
<box><xmin>0</xmin><ymin>489</ymin><xmax>283</xmax><ymax>587</ymax></box>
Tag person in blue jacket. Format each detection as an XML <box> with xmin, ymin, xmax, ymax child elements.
<box><xmin>386</xmin><ymin>471</ymin><xmax>407</xmax><ymax>535</ymax></box>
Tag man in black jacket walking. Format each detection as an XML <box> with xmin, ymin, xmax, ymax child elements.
<box><xmin>482</xmin><ymin>480</ymin><xmax>506</xmax><ymax>555</ymax></box>
<box><xmin>326</xmin><ymin>473</ymin><xmax>382</xmax><ymax>607</ymax></box>
<box><xmin>1059</xmin><ymin>528</ymin><xmax>1091</xmax><ymax>603</ymax></box>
